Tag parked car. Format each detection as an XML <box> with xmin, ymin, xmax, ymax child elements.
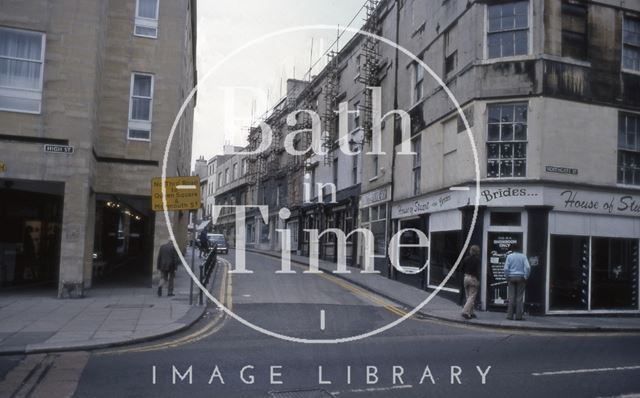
<box><xmin>207</xmin><ymin>233</ymin><xmax>228</xmax><ymax>254</ymax></box>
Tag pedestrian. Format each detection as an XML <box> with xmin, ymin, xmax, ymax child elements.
<box><xmin>461</xmin><ymin>245</ymin><xmax>481</xmax><ymax>319</ymax></box>
<box><xmin>504</xmin><ymin>250</ymin><xmax>531</xmax><ymax>320</ymax></box>
<box><xmin>157</xmin><ymin>239</ymin><xmax>179</xmax><ymax>297</ymax></box>
<box><xmin>198</xmin><ymin>229</ymin><xmax>209</xmax><ymax>259</ymax></box>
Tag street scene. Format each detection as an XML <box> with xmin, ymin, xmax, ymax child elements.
<box><xmin>2</xmin><ymin>0</ymin><xmax>640</xmax><ymax>397</ymax></box>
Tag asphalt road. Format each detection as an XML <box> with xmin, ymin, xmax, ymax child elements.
<box><xmin>1</xmin><ymin>250</ymin><xmax>640</xmax><ymax>398</ymax></box>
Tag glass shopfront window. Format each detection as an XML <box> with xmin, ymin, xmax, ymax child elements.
<box><xmin>550</xmin><ymin>235</ymin><xmax>639</xmax><ymax>311</ymax></box>
<box><xmin>591</xmin><ymin>238</ymin><xmax>639</xmax><ymax>310</ymax></box>
<box><xmin>550</xmin><ymin>235</ymin><xmax>589</xmax><ymax>311</ymax></box>
<box><xmin>429</xmin><ymin>231</ymin><xmax>462</xmax><ymax>292</ymax></box>
<box><xmin>361</xmin><ymin>204</ymin><xmax>388</xmax><ymax>256</ymax></box>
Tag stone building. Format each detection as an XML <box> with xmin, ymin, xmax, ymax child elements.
<box><xmin>0</xmin><ymin>0</ymin><xmax>197</xmax><ymax>297</ymax></box>
<box><xmin>389</xmin><ymin>0</ymin><xmax>640</xmax><ymax>314</ymax></box>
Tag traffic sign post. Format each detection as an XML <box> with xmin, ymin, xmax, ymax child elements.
<box><xmin>151</xmin><ymin>176</ymin><xmax>201</xmax><ymax>305</ymax></box>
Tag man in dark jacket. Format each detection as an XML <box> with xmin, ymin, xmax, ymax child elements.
<box><xmin>461</xmin><ymin>245</ymin><xmax>481</xmax><ymax>319</ymax></box>
<box><xmin>157</xmin><ymin>240</ymin><xmax>180</xmax><ymax>297</ymax></box>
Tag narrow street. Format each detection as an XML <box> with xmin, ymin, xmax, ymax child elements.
<box><xmin>1</xmin><ymin>250</ymin><xmax>639</xmax><ymax>398</ymax></box>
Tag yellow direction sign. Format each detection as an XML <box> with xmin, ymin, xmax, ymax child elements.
<box><xmin>151</xmin><ymin>176</ymin><xmax>201</xmax><ymax>211</ymax></box>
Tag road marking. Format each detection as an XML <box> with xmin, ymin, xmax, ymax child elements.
<box><xmin>332</xmin><ymin>385</ymin><xmax>413</xmax><ymax>395</ymax></box>
<box><xmin>449</xmin><ymin>186</ymin><xmax>470</xmax><ymax>191</ymax></box>
<box><xmin>320</xmin><ymin>310</ymin><xmax>326</xmax><ymax>330</ymax></box>
<box><xmin>176</xmin><ymin>185</ymin><xmax>197</xmax><ymax>189</ymax></box>
<box><xmin>0</xmin><ymin>352</ymin><xmax>89</xmax><ymax>398</ymax></box>
<box><xmin>99</xmin><ymin>262</ymin><xmax>231</xmax><ymax>355</ymax></box>
<box><xmin>532</xmin><ymin>365</ymin><xmax>640</xmax><ymax>376</ymax></box>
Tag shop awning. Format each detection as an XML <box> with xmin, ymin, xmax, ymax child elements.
<box><xmin>196</xmin><ymin>220</ymin><xmax>211</xmax><ymax>231</ymax></box>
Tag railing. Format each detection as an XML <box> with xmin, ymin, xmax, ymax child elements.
<box><xmin>198</xmin><ymin>249</ymin><xmax>217</xmax><ymax>305</ymax></box>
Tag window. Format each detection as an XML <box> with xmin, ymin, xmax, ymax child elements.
<box><xmin>623</xmin><ymin>16</ymin><xmax>640</xmax><ymax>72</ymax></box>
<box><xmin>412</xmin><ymin>136</ymin><xmax>421</xmax><ymax>195</ymax></box>
<box><xmin>353</xmin><ymin>102</ymin><xmax>360</xmax><ymax>129</ymax></box>
<box><xmin>372</xmin><ymin>154</ymin><xmax>379</xmax><ymax>178</ymax></box>
<box><xmin>618</xmin><ymin>112</ymin><xmax>640</xmax><ymax>185</ymax></box>
<box><xmin>333</xmin><ymin>157</ymin><xmax>338</xmax><ymax>186</ymax></box>
<box><xmin>128</xmin><ymin>73</ymin><xmax>154</xmax><ymax>140</ymax></box>
<box><xmin>135</xmin><ymin>0</ymin><xmax>159</xmax><ymax>38</ymax></box>
<box><xmin>444</xmin><ymin>23</ymin><xmax>458</xmax><ymax>77</ymax></box>
<box><xmin>224</xmin><ymin>168</ymin><xmax>229</xmax><ymax>184</ymax></box>
<box><xmin>233</xmin><ymin>163</ymin><xmax>238</xmax><ymax>180</ymax></box>
<box><xmin>241</xmin><ymin>159</ymin><xmax>248</xmax><ymax>176</ymax></box>
<box><xmin>487</xmin><ymin>102</ymin><xmax>528</xmax><ymax>178</ymax></box>
<box><xmin>561</xmin><ymin>0</ymin><xmax>588</xmax><ymax>61</ymax></box>
<box><xmin>352</xmin><ymin>152</ymin><xmax>359</xmax><ymax>185</ymax></box>
<box><xmin>0</xmin><ymin>27</ymin><xmax>46</xmax><ymax>113</ymax></box>
<box><xmin>413</xmin><ymin>61</ymin><xmax>424</xmax><ymax>103</ymax></box>
<box><xmin>217</xmin><ymin>172</ymin><xmax>222</xmax><ymax>188</ymax></box>
<box><xmin>361</xmin><ymin>204</ymin><xmax>388</xmax><ymax>256</ymax></box>
<box><xmin>487</xmin><ymin>1</ymin><xmax>529</xmax><ymax>59</ymax></box>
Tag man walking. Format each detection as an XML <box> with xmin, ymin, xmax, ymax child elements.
<box><xmin>157</xmin><ymin>239</ymin><xmax>179</xmax><ymax>297</ymax></box>
<box><xmin>504</xmin><ymin>250</ymin><xmax>530</xmax><ymax>320</ymax></box>
<box><xmin>461</xmin><ymin>245</ymin><xmax>481</xmax><ymax>319</ymax></box>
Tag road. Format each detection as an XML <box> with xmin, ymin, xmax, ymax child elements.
<box><xmin>1</xmin><ymin>249</ymin><xmax>640</xmax><ymax>398</ymax></box>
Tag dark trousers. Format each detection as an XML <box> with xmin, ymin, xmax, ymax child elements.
<box><xmin>506</xmin><ymin>276</ymin><xmax>526</xmax><ymax>319</ymax></box>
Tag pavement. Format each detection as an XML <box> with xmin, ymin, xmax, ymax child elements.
<box><xmin>0</xmin><ymin>249</ymin><xmax>209</xmax><ymax>355</ymax></box>
<box><xmin>245</xmin><ymin>247</ymin><xmax>640</xmax><ymax>333</ymax></box>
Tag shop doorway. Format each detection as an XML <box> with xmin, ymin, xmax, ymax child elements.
<box><xmin>92</xmin><ymin>195</ymin><xmax>154</xmax><ymax>287</ymax></box>
<box><xmin>483</xmin><ymin>210</ymin><xmax>526</xmax><ymax>310</ymax></box>
<box><xmin>0</xmin><ymin>179</ymin><xmax>63</xmax><ymax>291</ymax></box>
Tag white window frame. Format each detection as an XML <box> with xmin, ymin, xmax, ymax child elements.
<box><xmin>127</xmin><ymin>72</ymin><xmax>154</xmax><ymax>141</ymax></box>
<box><xmin>134</xmin><ymin>0</ymin><xmax>159</xmax><ymax>39</ymax></box>
<box><xmin>484</xmin><ymin>0</ymin><xmax>532</xmax><ymax>61</ymax></box>
<box><xmin>412</xmin><ymin>61</ymin><xmax>424</xmax><ymax>104</ymax></box>
<box><xmin>0</xmin><ymin>26</ymin><xmax>46</xmax><ymax>114</ymax></box>
<box><xmin>622</xmin><ymin>15</ymin><xmax>640</xmax><ymax>75</ymax></box>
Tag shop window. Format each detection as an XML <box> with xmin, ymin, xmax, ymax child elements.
<box><xmin>623</xmin><ymin>16</ymin><xmax>640</xmax><ymax>72</ymax></box>
<box><xmin>487</xmin><ymin>1</ymin><xmax>529</xmax><ymax>59</ymax></box>
<box><xmin>561</xmin><ymin>0</ymin><xmax>588</xmax><ymax>61</ymax></box>
<box><xmin>591</xmin><ymin>238</ymin><xmax>638</xmax><ymax>310</ymax></box>
<box><xmin>361</xmin><ymin>204</ymin><xmax>387</xmax><ymax>256</ymax></box>
<box><xmin>429</xmin><ymin>231</ymin><xmax>462</xmax><ymax>292</ymax></box>
<box><xmin>550</xmin><ymin>235</ymin><xmax>589</xmax><ymax>310</ymax></box>
<box><xmin>490</xmin><ymin>211</ymin><xmax>521</xmax><ymax>226</ymax></box>
<box><xmin>618</xmin><ymin>112</ymin><xmax>640</xmax><ymax>185</ymax></box>
<box><xmin>0</xmin><ymin>27</ymin><xmax>46</xmax><ymax>114</ymax></box>
<box><xmin>487</xmin><ymin>102</ymin><xmax>528</xmax><ymax>178</ymax></box>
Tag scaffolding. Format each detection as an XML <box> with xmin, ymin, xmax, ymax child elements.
<box><xmin>321</xmin><ymin>49</ymin><xmax>340</xmax><ymax>166</ymax></box>
<box><xmin>358</xmin><ymin>0</ymin><xmax>380</xmax><ymax>143</ymax></box>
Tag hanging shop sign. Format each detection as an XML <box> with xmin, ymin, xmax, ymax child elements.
<box><xmin>151</xmin><ymin>176</ymin><xmax>201</xmax><ymax>211</ymax></box>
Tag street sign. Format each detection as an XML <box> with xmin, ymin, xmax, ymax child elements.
<box><xmin>545</xmin><ymin>165</ymin><xmax>578</xmax><ymax>175</ymax></box>
<box><xmin>44</xmin><ymin>144</ymin><xmax>74</xmax><ymax>154</ymax></box>
<box><xmin>151</xmin><ymin>176</ymin><xmax>201</xmax><ymax>211</ymax></box>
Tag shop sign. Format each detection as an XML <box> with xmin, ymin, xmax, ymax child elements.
<box><xmin>545</xmin><ymin>165</ymin><xmax>578</xmax><ymax>175</ymax></box>
<box><xmin>359</xmin><ymin>185</ymin><xmax>390</xmax><ymax>208</ymax></box>
<box><xmin>487</xmin><ymin>232</ymin><xmax>523</xmax><ymax>307</ymax></box>
<box><xmin>547</xmin><ymin>188</ymin><xmax>640</xmax><ymax>217</ymax></box>
<box><xmin>0</xmin><ymin>161</ymin><xmax>5</xmax><ymax>172</ymax></box>
<box><xmin>44</xmin><ymin>144</ymin><xmax>74</xmax><ymax>154</ymax></box>
<box><xmin>151</xmin><ymin>176</ymin><xmax>201</xmax><ymax>211</ymax></box>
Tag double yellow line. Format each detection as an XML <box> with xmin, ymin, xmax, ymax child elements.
<box><xmin>99</xmin><ymin>260</ymin><xmax>232</xmax><ymax>355</ymax></box>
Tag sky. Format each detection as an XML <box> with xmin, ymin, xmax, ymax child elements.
<box><xmin>190</xmin><ymin>0</ymin><xmax>367</xmax><ymax>166</ymax></box>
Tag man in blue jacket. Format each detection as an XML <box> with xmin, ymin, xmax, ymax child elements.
<box><xmin>504</xmin><ymin>250</ymin><xmax>530</xmax><ymax>320</ymax></box>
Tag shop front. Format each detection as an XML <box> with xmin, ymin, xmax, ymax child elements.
<box><xmin>357</xmin><ymin>185</ymin><xmax>391</xmax><ymax>273</ymax></box>
<box><xmin>391</xmin><ymin>184</ymin><xmax>640</xmax><ymax>314</ymax></box>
